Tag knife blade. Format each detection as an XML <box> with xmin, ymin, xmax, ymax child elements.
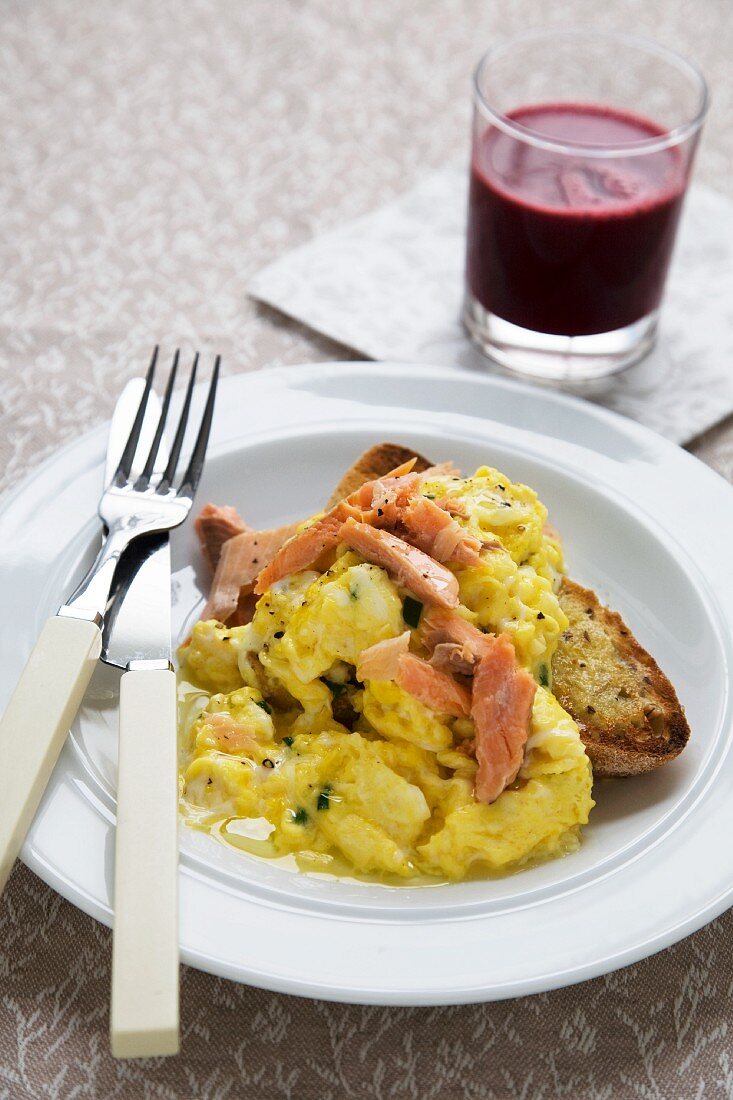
<box><xmin>101</xmin><ymin>379</ymin><xmax>172</xmax><ymax>669</ymax></box>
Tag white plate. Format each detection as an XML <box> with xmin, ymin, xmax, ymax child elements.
<box><xmin>2</xmin><ymin>362</ymin><xmax>732</xmax><ymax>1005</ymax></box>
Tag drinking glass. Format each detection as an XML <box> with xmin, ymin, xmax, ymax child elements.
<box><xmin>464</xmin><ymin>29</ymin><xmax>708</xmax><ymax>380</ymax></box>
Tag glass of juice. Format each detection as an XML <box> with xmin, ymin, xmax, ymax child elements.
<box><xmin>464</xmin><ymin>29</ymin><xmax>708</xmax><ymax>380</ymax></box>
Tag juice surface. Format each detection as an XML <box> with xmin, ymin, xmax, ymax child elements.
<box><xmin>466</xmin><ymin>103</ymin><xmax>687</xmax><ymax>336</ymax></box>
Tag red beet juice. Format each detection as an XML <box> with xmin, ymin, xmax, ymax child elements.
<box><xmin>466</xmin><ymin>103</ymin><xmax>688</xmax><ymax>337</ymax></box>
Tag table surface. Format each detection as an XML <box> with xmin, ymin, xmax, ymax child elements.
<box><xmin>2</xmin><ymin>2</ymin><xmax>733</xmax><ymax>1097</ymax></box>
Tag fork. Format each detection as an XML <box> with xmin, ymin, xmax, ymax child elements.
<box><xmin>65</xmin><ymin>351</ymin><xmax>218</xmax><ymax>628</ymax></box>
<box><xmin>104</xmin><ymin>350</ymin><xmax>218</xmax><ymax>1058</ymax></box>
<box><xmin>0</xmin><ymin>351</ymin><xmax>219</xmax><ymax>902</ymax></box>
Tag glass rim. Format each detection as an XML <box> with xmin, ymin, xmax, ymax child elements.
<box><xmin>473</xmin><ymin>28</ymin><xmax>709</xmax><ymax>158</ymax></box>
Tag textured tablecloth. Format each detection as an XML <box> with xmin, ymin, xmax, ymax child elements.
<box><xmin>2</xmin><ymin>2</ymin><xmax>733</xmax><ymax>1097</ymax></box>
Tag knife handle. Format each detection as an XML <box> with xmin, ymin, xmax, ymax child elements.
<box><xmin>111</xmin><ymin>667</ymin><xmax>179</xmax><ymax>1059</ymax></box>
<box><xmin>0</xmin><ymin>615</ymin><xmax>102</xmax><ymax>895</ymax></box>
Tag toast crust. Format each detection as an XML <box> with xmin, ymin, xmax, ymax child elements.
<box><xmin>552</xmin><ymin>579</ymin><xmax>690</xmax><ymax>776</ymax></box>
<box><xmin>326</xmin><ymin>443</ymin><xmax>433</xmax><ymax>508</ymax></box>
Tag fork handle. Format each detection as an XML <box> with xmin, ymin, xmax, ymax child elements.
<box><xmin>111</xmin><ymin>667</ymin><xmax>179</xmax><ymax>1058</ymax></box>
<box><xmin>0</xmin><ymin>615</ymin><xmax>102</xmax><ymax>895</ymax></box>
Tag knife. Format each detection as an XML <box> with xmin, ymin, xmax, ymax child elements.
<box><xmin>102</xmin><ymin>378</ymin><xmax>180</xmax><ymax>1059</ymax></box>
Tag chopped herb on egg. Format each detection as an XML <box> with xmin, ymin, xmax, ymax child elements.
<box><xmin>403</xmin><ymin>596</ymin><xmax>423</xmax><ymax>628</ymax></box>
<box><xmin>317</xmin><ymin>784</ymin><xmax>332</xmax><ymax>811</ymax></box>
<box><xmin>292</xmin><ymin>807</ymin><xmax>309</xmax><ymax>825</ymax></box>
<box><xmin>255</xmin><ymin>699</ymin><xmax>272</xmax><ymax>714</ymax></box>
<box><xmin>538</xmin><ymin>664</ymin><xmax>550</xmax><ymax>688</ymax></box>
<box><xmin>282</xmin><ymin>735</ymin><xmax>294</xmax><ymax>747</ymax></box>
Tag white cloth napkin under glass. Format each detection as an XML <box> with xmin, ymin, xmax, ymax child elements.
<box><xmin>251</xmin><ymin>165</ymin><xmax>733</xmax><ymax>445</ymax></box>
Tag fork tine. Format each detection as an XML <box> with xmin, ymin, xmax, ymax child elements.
<box><xmin>113</xmin><ymin>346</ymin><xmax>158</xmax><ymax>486</ymax></box>
<box><xmin>177</xmin><ymin>355</ymin><xmax>220</xmax><ymax>498</ymax></box>
<box><xmin>156</xmin><ymin>352</ymin><xmax>198</xmax><ymax>492</ymax></box>
<box><xmin>134</xmin><ymin>349</ymin><xmax>179</xmax><ymax>489</ymax></box>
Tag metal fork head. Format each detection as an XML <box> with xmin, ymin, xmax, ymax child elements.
<box><xmin>101</xmin><ymin>348</ymin><xmax>220</xmax><ymax>536</ymax></box>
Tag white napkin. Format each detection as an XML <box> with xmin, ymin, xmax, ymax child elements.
<box><xmin>250</xmin><ymin>165</ymin><xmax>733</xmax><ymax>445</ymax></box>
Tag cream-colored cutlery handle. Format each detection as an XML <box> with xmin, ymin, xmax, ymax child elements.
<box><xmin>0</xmin><ymin>615</ymin><xmax>102</xmax><ymax>895</ymax></box>
<box><xmin>111</xmin><ymin>667</ymin><xmax>179</xmax><ymax>1059</ymax></box>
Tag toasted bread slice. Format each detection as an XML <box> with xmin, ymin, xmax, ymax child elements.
<box><xmin>326</xmin><ymin>443</ymin><xmax>433</xmax><ymax>508</ymax></box>
<box><xmin>552</xmin><ymin>579</ymin><xmax>690</xmax><ymax>776</ymax></box>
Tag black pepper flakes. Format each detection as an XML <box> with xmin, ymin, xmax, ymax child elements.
<box><xmin>537</xmin><ymin>612</ymin><xmax>545</xmax><ymax>620</ymax></box>
<box><xmin>586</xmin><ymin>705</ymin><xmax>596</xmax><ymax>714</ymax></box>
<box><xmin>262</xmin><ymin>758</ymin><xmax>275</xmax><ymax>769</ymax></box>
<box><xmin>273</xmin><ymin>630</ymin><xmax>284</xmax><ymax>639</ymax></box>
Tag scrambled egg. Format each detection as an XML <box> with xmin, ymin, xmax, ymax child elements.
<box><xmin>178</xmin><ymin>464</ymin><xmax>594</xmax><ymax>882</ymax></box>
